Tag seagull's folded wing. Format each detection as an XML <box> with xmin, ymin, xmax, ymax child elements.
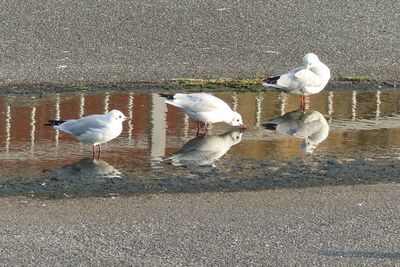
<box><xmin>59</xmin><ymin>115</ymin><xmax>107</xmax><ymax>136</ymax></box>
<box><xmin>173</xmin><ymin>93</ymin><xmax>231</xmax><ymax>113</ymax></box>
<box><xmin>292</xmin><ymin>120</ymin><xmax>324</xmax><ymax>139</ymax></box>
<box><xmin>294</xmin><ymin>69</ymin><xmax>324</xmax><ymax>88</ymax></box>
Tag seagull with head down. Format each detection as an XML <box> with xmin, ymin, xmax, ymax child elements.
<box><xmin>159</xmin><ymin>92</ymin><xmax>246</xmax><ymax>135</ymax></box>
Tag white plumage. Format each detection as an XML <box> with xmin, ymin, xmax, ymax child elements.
<box><xmin>159</xmin><ymin>93</ymin><xmax>246</xmax><ymax>132</ymax></box>
<box><xmin>46</xmin><ymin>109</ymin><xmax>129</xmax><ymax>158</ymax></box>
<box><xmin>263</xmin><ymin>53</ymin><xmax>331</xmax><ymax>97</ymax></box>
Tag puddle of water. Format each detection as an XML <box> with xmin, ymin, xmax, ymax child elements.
<box><xmin>0</xmin><ymin>88</ymin><xmax>400</xmax><ymax>197</ymax></box>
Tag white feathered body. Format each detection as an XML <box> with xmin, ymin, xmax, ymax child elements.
<box><xmin>263</xmin><ymin>53</ymin><xmax>331</xmax><ymax>95</ymax></box>
<box><xmin>54</xmin><ymin>111</ymin><xmax>124</xmax><ymax>145</ymax></box>
<box><xmin>162</xmin><ymin>93</ymin><xmax>244</xmax><ymax>127</ymax></box>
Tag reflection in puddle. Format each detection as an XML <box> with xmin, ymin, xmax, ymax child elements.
<box><xmin>263</xmin><ymin>109</ymin><xmax>329</xmax><ymax>153</ymax></box>
<box><xmin>165</xmin><ymin>130</ymin><xmax>242</xmax><ymax>167</ymax></box>
<box><xmin>0</xmin><ymin>88</ymin><xmax>400</xmax><ymax>197</ymax></box>
<box><xmin>52</xmin><ymin>158</ymin><xmax>122</xmax><ymax>179</ymax></box>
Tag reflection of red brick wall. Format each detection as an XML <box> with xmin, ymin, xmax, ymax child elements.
<box><xmin>81</xmin><ymin>94</ymin><xmax>107</xmax><ymax>116</ymax></box>
<box><xmin>0</xmin><ymin>97</ymin><xmax>6</xmax><ymax>142</ymax></box>
<box><xmin>165</xmin><ymin>105</ymin><xmax>184</xmax><ymax>136</ymax></box>
<box><xmin>10</xmin><ymin>107</ymin><xmax>32</xmax><ymax>142</ymax></box>
<box><xmin>4</xmin><ymin>90</ymin><xmax>400</xmax><ymax>173</ymax></box>
<box><xmin>0</xmin><ymin>93</ymin><xmax>159</xmax><ymax>169</ymax></box>
<box><xmin>130</xmin><ymin>93</ymin><xmax>151</xmax><ymax>137</ymax></box>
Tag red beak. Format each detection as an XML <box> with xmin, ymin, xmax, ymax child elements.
<box><xmin>239</xmin><ymin>124</ymin><xmax>247</xmax><ymax>129</ymax></box>
<box><xmin>124</xmin><ymin>117</ymin><xmax>131</xmax><ymax>121</ymax></box>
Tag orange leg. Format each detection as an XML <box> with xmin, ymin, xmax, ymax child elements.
<box><xmin>92</xmin><ymin>144</ymin><xmax>101</xmax><ymax>159</ymax></box>
<box><xmin>92</xmin><ymin>145</ymin><xmax>96</xmax><ymax>159</ymax></box>
<box><xmin>97</xmin><ymin>144</ymin><xmax>101</xmax><ymax>159</ymax></box>
<box><xmin>196</xmin><ymin>121</ymin><xmax>201</xmax><ymax>136</ymax></box>
<box><xmin>196</xmin><ymin>121</ymin><xmax>210</xmax><ymax>136</ymax></box>
<box><xmin>300</xmin><ymin>95</ymin><xmax>306</xmax><ymax>110</ymax></box>
<box><xmin>203</xmin><ymin>123</ymin><xmax>209</xmax><ymax>135</ymax></box>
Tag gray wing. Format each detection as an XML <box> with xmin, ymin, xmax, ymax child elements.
<box><xmin>293</xmin><ymin>68</ymin><xmax>324</xmax><ymax>87</ymax></box>
<box><xmin>264</xmin><ymin>110</ymin><xmax>304</xmax><ymax>125</ymax></box>
<box><xmin>167</xmin><ymin>93</ymin><xmax>231</xmax><ymax>112</ymax></box>
<box><xmin>267</xmin><ymin>110</ymin><xmax>324</xmax><ymax>138</ymax></box>
<box><xmin>165</xmin><ymin>135</ymin><xmax>226</xmax><ymax>166</ymax></box>
<box><xmin>57</xmin><ymin>114</ymin><xmax>107</xmax><ymax>136</ymax></box>
<box><xmin>293</xmin><ymin>121</ymin><xmax>322</xmax><ymax>138</ymax></box>
<box><xmin>278</xmin><ymin>67</ymin><xmax>323</xmax><ymax>90</ymax></box>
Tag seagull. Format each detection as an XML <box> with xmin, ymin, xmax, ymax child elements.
<box><xmin>263</xmin><ymin>109</ymin><xmax>329</xmax><ymax>153</ymax></box>
<box><xmin>45</xmin><ymin>110</ymin><xmax>130</xmax><ymax>159</ymax></box>
<box><xmin>263</xmin><ymin>53</ymin><xmax>331</xmax><ymax>109</ymax></box>
<box><xmin>165</xmin><ymin>130</ymin><xmax>243</xmax><ymax>167</ymax></box>
<box><xmin>159</xmin><ymin>92</ymin><xmax>246</xmax><ymax>135</ymax></box>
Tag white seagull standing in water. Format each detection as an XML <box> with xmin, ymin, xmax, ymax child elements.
<box><xmin>45</xmin><ymin>110</ymin><xmax>130</xmax><ymax>159</ymax></box>
<box><xmin>159</xmin><ymin>92</ymin><xmax>246</xmax><ymax>135</ymax></box>
<box><xmin>263</xmin><ymin>53</ymin><xmax>331</xmax><ymax>109</ymax></box>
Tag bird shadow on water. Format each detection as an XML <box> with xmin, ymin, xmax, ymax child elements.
<box><xmin>164</xmin><ymin>130</ymin><xmax>243</xmax><ymax>167</ymax></box>
<box><xmin>318</xmin><ymin>250</ymin><xmax>400</xmax><ymax>259</ymax></box>
<box><xmin>52</xmin><ymin>157</ymin><xmax>122</xmax><ymax>179</ymax></box>
<box><xmin>0</xmin><ymin>157</ymin><xmax>126</xmax><ymax>198</ymax></box>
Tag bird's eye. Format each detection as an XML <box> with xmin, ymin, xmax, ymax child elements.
<box><xmin>119</xmin><ymin>115</ymin><xmax>122</xmax><ymax>118</ymax></box>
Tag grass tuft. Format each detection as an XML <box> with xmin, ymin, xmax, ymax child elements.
<box><xmin>337</xmin><ymin>77</ymin><xmax>366</xmax><ymax>82</ymax></box>
<box><xmin>171</xmin><ymin>76</ymin><xmax>265</xmax><ymax>88</ymax></box>
<box><xmin>73</xmin><ymin>86</ymin><xmax>89</xmax><ymax>90</ymax></box>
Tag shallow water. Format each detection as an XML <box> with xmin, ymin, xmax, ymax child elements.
<box><xmin>1</xmin><ymin>88</ymin><xmax>400</xmax><ymax>197</ymax></box>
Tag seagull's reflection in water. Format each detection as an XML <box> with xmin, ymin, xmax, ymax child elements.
<box><xmin>55</xmin><ymin>158</ymin><xmax>122</xmax><ymax>179</ymax></box>
<box><xmin>263</xmin><ymin>109</ymin><xmax>329</xmax><ymax>153</ymax></box>
<box><xmin>165</xmin><ymin>130</ymin><xmax>243</xmax><ymax>167</ymax></box>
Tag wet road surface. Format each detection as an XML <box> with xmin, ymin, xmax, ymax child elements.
<box><xmin>1</xmin><ymin>86</ymin><xmax>400</xmax><ymax>198</ymax></box>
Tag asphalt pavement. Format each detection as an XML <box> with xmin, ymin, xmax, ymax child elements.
<box><xmin>0</xmin><ymin>184</ymin><xmax>399</xmax><ymax>266</ymax></box>
<box><xmin>0</xmin><ymin>0</ymin><xmax>399</xmax><ymax>88</ymax></box>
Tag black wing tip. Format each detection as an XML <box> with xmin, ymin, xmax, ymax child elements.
<box><xmin>262</xmin><ymin>123</ymin><xmax>277</xmax><ymax>130</ymax></box>
<box><xmin>44</xmin><ymin>120</ymin><xmax>66</xmax><ymax>126</ymax></box>
<box><xmin>263</xmin><ymin>76</ymin><xmax>280</xmax><ymax>84</ymax></box>
<box><xmin>159</xmin><ymin>93</ymin><xmax>175</xmax><ymax>100</ymax></box>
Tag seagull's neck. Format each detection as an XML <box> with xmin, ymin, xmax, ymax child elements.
<box><xmin>222</xmin><ymin>111</ymin><xmax>235</xmax><ymax>125</ymax></box>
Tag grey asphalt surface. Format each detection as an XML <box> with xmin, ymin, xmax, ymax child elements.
<box><xmin>0</xmin><ymin>184</ymin><xmax>399</xmax><ymax>266</ymax></box>
<box><xmin>1</xmin><ymin>1</ymin><xmax>400</xmax><ymax>265</ymax></box>
<box><xmin>0</xmin><ymin>0</ymin><xmax>399</xmax><ymax>88</ymax></box>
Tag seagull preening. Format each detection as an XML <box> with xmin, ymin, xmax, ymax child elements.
<box><xmin>263</xmin><ymin>109</ymin><xmax>329</xmax><ymax>153</ymax></box>
<box><xmin>159</xmin><ymin>92</ymin><xmax>246</xmax><ymax>135</ymax></box>
<box><xmin>45</xmin><ymin>110</ymin><xmax>130</xmax><ymax>159</ymax></box>
<box><xmin>263</xmin><ymin>53</ymin><xmax>331</xmax><ymax>109</ymax></box>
